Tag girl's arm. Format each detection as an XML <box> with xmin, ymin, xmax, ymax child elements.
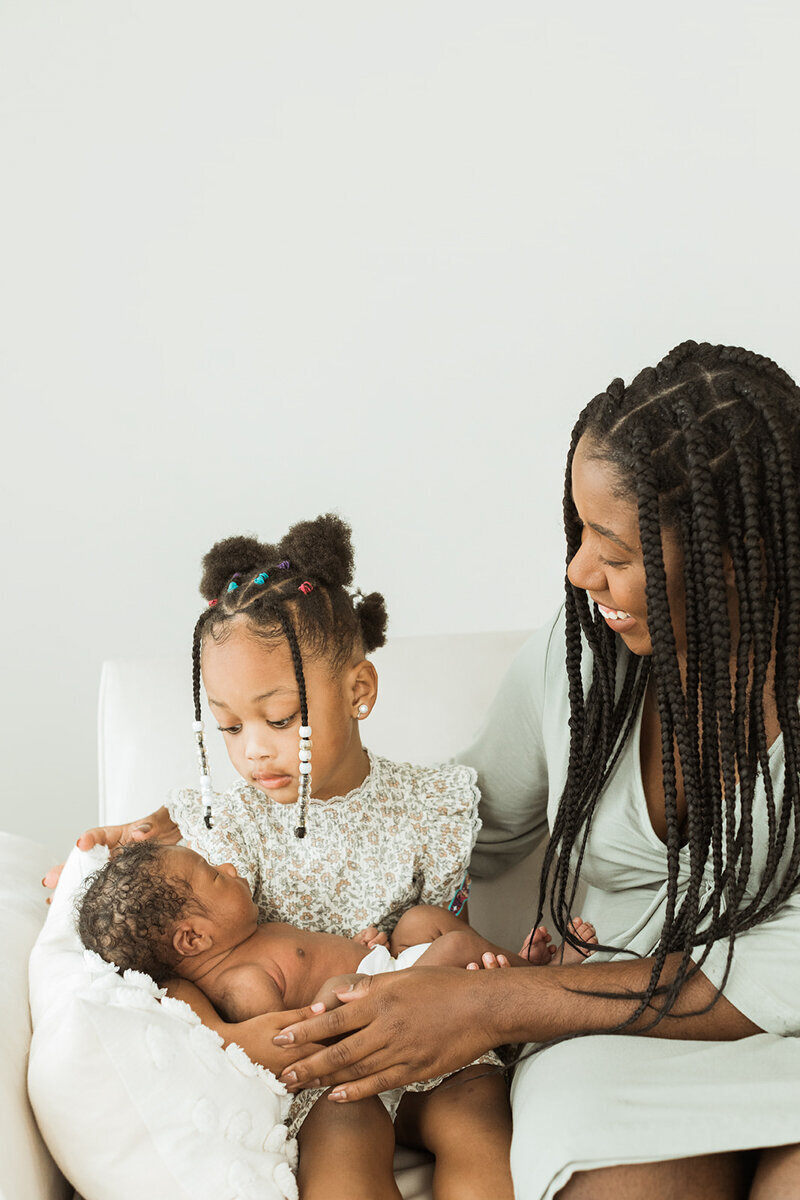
<box><xmin>273</xmin><ymin>954</ymin><xmax>762</xmax><ymax>1102</ymax></box>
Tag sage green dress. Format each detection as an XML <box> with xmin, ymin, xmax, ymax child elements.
<box><xmin>464</xmin><ymin>607</ymin><xmax>800</xmax><ymax>1200</ymax></box>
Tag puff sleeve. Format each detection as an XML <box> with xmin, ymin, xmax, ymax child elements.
<box><xmin>461</xmin><ymin>608</ymin><xmax>566</xmax><ymax>880</ymax></box>
<box><xmin>411</xmin><ymin>762</ymin><xmax>482</xmax><ymax>913</ymax></box>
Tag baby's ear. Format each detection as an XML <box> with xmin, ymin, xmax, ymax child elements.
<box><xmin>173</xmin><ymin>921</ymin><xmax>212</xmax><ymax>958</ymax></box>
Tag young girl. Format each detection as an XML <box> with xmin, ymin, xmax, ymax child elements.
<box><xmin>69</xmin><ymin>513</ymin><xmax>531</xmax><ymax>1200</ymax></box>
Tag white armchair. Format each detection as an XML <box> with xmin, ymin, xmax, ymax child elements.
<box><xmin>5</xmin><ymin>629</ymin><xmax>544</xmax><ymax>1200</ymax></box>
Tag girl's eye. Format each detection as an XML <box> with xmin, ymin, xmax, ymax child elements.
<box><xmin>217</xmin><ymin>725</ymin><xmax>242</xmax><ymax>735</ymax></box>
<box><xmin>268</xmin><ymin>714</ymin><xmax>297</xmax><ymax>730</ymax></box>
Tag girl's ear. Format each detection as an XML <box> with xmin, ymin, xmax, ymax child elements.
<box><xmin>348</xmin><ymin>658</ymin><xmax>378</xmax><ymax>719</ymax></box>
<box><xmin>173</xmin><ymin>921</ymin><xmax>212</xmax><ymax>959</ymax></box>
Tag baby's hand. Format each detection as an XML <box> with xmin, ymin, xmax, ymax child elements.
<box><xmin>519</xmin><ymin>926</ymin><xmax>558</xmax><ymax>966</ymax></box>
<box><xmin>352</xmin><ymin>925</ymin><xmax>389</xmax><ymax>949</ymax></box>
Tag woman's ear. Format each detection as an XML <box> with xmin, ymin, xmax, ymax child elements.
<box><xmin>348</xmin><ymin>658</ymin><xmax>378</xmax><ymax>720</ymax></box>
<box><xmin>173</xmin><ymin>920</ymin><xmax>212</xmax><ymax>959</ymax></box>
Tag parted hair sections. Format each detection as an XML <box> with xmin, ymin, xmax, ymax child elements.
<box><xmin>77</xmin><ymin>842</ymin><xmax>194</xmax><ymax>983</ymax></box>
<box><xmin>543</xmin><ymin>340</ymin><xmax>800</xmax><ymax>1029</ymax></box>
<box><xmin>191</xmin><ymin>514</ymin><xmax>388</xmax><ymax>835</ymax></box>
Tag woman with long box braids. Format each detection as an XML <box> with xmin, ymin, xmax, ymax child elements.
<box><xmin>276</xmin><ymin>341</ymin><xmax>800</xmax><ymax>1200</ymax></box>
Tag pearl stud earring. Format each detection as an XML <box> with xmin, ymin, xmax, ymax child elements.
<box><xmin>357</xmin><ymin>704</ymin><xmax>369</xmax><ymax>717</ymax></box>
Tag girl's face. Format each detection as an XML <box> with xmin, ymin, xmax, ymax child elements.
<box><xmin>202</xmin><ymin>621</ymin><xmax>374</xmax><ymax>804</ymax></box>
<box><xmin>567</xmin><ymin>436</ymin><xmax>686</xmax><ymax>658</ymax></box>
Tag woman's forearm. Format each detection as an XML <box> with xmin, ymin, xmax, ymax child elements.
<box><xmin>497</xmin><ymin>953</ymin><xmax>762</xmax><ymax>1043</ymax></box>
<box><xmin>273</xmin><ymin>954</ymin><xmax>763</xmax><ymax>1102</ymax></box>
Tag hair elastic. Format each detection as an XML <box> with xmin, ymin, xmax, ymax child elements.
<box><xmin>298</xmin><ymin>581</ymin><xmax>313</xmax><ymax>594</ymax></box>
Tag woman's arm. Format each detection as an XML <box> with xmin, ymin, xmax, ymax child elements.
<box><xmin>273</xmin><ymin>953</ymin><xmax>762</xmax><ymax>1102</ymax></box>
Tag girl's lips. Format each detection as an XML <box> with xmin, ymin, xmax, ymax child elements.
<box><xmin>253</xmin><ymin>774</ymin><xmax>293</xmax><ymax>790</ymax></box>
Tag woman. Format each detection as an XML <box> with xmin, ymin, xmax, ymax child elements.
<box><xmin>275</xmin><ymin>341</ymin><xmax>800</xmax><ymax>1199</ymax></box>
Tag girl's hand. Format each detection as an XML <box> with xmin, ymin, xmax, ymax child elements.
<box><xmin>42</xmin><ymin>806</ymin><xmax>181</xmax><ymax>894</ymax></box>
<box><xmin>352</xmin><ymin>925</ymin><xmax>390</xmax><ymax>949</ymax></box>
<box><xmin>273</xmin><ymin>967</ymin><xmax>504</xmax><ymax>1102</ymax></box>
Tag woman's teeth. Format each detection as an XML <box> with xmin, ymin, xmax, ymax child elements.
<box><xmin>597</xmin><ymin>603</ymin><xmax>632</xmax><ymax>621</ymax></box>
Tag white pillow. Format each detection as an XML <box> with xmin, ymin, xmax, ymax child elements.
<box><xmin>0</xmin><ymin>831</ymin><xmax>71</xmax><ymax>1200</ymax></box>
<box><xmin>28</xmin><ymin>845</ymin><xmax>298</xmax><ymax>1200</ymax></box>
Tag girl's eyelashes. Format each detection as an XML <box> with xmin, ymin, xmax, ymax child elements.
<box><xmin>216</xmin><ymin>713</ymin><xmax>299</xmax><ymax>735</ymax></box>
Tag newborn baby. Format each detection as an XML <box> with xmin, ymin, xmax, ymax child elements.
<box><xmin>77</xmin><ymin>842</ymin><xmax>593</xmax><ymax>1019</ymax></box>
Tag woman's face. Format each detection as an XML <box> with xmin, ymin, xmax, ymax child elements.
<box><xmin>567</xmin><ymin>436</ymin><xmax>686</xmax><ymax>658</ymax></box>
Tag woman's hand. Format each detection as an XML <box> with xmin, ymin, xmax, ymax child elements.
<box><xmin>42</xmin><ymin>806</ymin><xmax>181</xmax><ymax>894</ymax></box>
<box><xmin>273</xmin><ymin>966</ymin><xmax>505</xmax><ymax>1103</ymax></box>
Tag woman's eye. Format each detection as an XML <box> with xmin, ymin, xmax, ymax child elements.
<box><xmin>600</xmin><ymin>557</ymin><xmax>627</xmax><ymax>569</ymax></box>
<box><xmin>217</xmin><ymin>725</ymin><xmax>242</xmax><ymax>735</ymax></box>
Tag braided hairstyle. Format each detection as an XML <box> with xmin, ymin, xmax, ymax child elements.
<box><xmin>77</xmin><ymin>842</ymin><xmax>198</xmax><ymax>983</ymax></box>
<box><xmin>540</xmin><ymin>340</ymin><xmax>800</xmax><ymax>1029</ymax></box>
<box><xmin>192</xmin><ymin>513</ymin><xmax>388</xmax><ymax>836</ymax></box>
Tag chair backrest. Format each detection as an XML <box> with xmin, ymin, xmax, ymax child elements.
<box><xmin>98</xmin><ymin>630</ymin><xmax>531</xmax><ymax>825</ymax></box>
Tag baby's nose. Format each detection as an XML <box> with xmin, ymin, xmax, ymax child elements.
<box><xmin>218</xmin><ymin>862</ymin><xmax>238</xmax><ymax>878</ymax></box>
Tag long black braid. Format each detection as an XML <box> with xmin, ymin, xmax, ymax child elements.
<box><xmin>539</xmin><ymin>341</ymin><xmax>800</xmax><ymax>1030</ymax></box>
<box><xmin>190</xmin><ymin>514</ymin><xmax>388</xmax><ymax>837</ymax></box>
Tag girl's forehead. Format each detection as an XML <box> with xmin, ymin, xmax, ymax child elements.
<box><xmin>202</xmin><ymin>623</ymin><xmax>339</xmax><ymax>700</ymax></box>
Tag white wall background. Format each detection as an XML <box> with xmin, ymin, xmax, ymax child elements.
<box><xmin>2</xmin><ymin>1</ymin><xmax>799</xmax><ymax>851</ymax></box>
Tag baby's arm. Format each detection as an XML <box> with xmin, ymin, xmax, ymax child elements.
<box><xmin>164</xmin><ymin>976</ymin><xmax>324</xmax><ymax>1077</ymax></box>
<box><xmin>212</xmin><ymin>964</ymin><xmax>285</xmax><ymax>1022</ymax></box>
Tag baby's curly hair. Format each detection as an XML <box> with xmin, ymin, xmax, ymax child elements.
<box><xmin>77</xmin><ymin>842</ymin><xmax>199</xmax><ymax>984</ymax></box>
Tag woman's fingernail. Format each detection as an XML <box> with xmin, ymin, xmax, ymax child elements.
<box><xmin>273</xmin><ymin>1033</ymin><xmax>293</xmax><ymax>1046</ymax></box>
<box><xmin>281</xmin><ymin>1071</ymin><xmax>297</xmax><ymax>1084</ymax></box>
<box><xmin>310</xmin><ymin>1002</ymin><xmax>325</xmax><ymax>1013</ymax></box>
<box><xmin>330</xmin><ymin>1089</ymin><xmax>347</xmax><ymax>1102</ymax></box>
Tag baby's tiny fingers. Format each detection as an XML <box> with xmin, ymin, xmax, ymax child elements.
<box><xmin>482</xmin><ymin>952</ymin><xmax>499</xmax><ymax>969</ymax></box>
<box><xmin>466</xmin><ymin>962</ymin><xmax>480</xmax><ymax>970</ymax></box>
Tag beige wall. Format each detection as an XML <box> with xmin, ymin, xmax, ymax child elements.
<box><xmin>2</xmin><ymin>0</ymin><xmax>800</xmax><ymax>850</ymax></box>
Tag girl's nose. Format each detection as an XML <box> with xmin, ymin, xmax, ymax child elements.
<box><xmin>245</xmin><ymin>729</ymin><xmax>275</xmax><ymax>762</ymax></box>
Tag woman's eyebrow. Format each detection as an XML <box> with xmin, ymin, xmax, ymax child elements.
<box><xmin>588</xmin><ymin>522</ymin><xmax>637</xmax><ymax>553</ymax></box>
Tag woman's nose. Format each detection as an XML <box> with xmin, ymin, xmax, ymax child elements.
<box><xmin>567</xmin><ymin>540</ymin><xmax>606</xmax><ymax>594</ymax></box>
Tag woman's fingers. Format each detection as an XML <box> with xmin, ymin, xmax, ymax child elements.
<box><xmin>273</xmin><ymin>968</ymin><xmax>502</xmax><ymax>1100</ymax></box>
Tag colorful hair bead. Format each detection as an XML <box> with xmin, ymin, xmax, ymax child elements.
<box><xmin>298</xmin><ymin>581</ymin><xmax>313</xmax><ymax>595</ymax></box>
<box><xmin>278</xmin><ymin>560</ymin><xmax>290</xmax><ymax>570</ymax></box>
<box><xmin>208</xmin><ymin>598</ymin><xmax>218</xmax><ymax>607</ymax></box>
<box><xmin>227</xmin><ymin>580</ymin><xmax>239</xmax><ymax>593</ymax></box>
<box><xmin>254</xmin><ymin>573</ymin><xmax>269</xmax><ymax>585</ymax></box>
